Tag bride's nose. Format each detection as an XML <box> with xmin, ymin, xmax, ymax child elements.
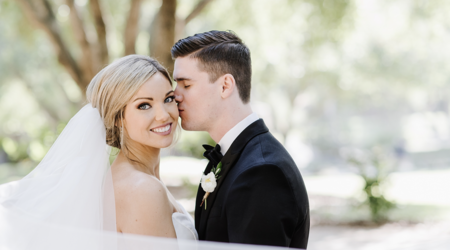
<box><xmin>154</xmin><ymin>105</ymin><xmax>170</xmax><ymax>122</ymax></box>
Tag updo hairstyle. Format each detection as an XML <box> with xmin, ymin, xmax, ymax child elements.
<box><xmin>86</xmin><ymin>55</ymin><xmax>172</xmax><ymax>151</ymax></box>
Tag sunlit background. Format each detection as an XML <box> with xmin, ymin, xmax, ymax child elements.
<box><xmin>1</xmin><ymin>0</ymin><xmax>449</xmax><ymax>249</ymax></box>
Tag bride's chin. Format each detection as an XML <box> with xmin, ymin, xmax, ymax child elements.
<box><xmin>143</xmin><ymin>138</ymin><xmax>175</xmax><ymax>149</ymax></box>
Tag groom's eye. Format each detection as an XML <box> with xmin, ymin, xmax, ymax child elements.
<box><xmin>138</xmin><ymin>103</ymin><xmax>151</xmax><ymax>110</ymax></box>
<box><xmin>184</xmin><ymin>85</ymin><xmax>190</xmax><ymax>89</ymax></box>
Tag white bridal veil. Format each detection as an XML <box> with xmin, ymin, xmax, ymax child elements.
<box><xmin>0</xmin><ymin>104</ymin><xmax>116</xmax><ymax>249</ymax></box>
<box><xmin>0</xmin><ymin>104</ymin><xmax>292</xmax><ymax>250</ymax></box>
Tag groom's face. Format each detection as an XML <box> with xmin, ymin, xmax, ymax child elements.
<box><xmin>173</xmin><ymin>57</ymin><xmax>221</xmax><ymax>132</ymax></box>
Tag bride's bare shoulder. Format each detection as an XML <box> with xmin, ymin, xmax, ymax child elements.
<box><xmin>113</xmin><ymin>168</ymin><xmax>176</xmax><ymax>237</ymax></box>
<box><xmin>114</xmin><ymin>169</ymin><xmax>169</xmax><ymax>208</ymax></box>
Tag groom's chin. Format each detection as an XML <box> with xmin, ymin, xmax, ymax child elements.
<box><xmin>180</xmin><ymin>120</ymin><xmax>192</xmax><ymax>131</ymax></box>
<box><xmin>180</xmin><ymin>120</ymin><xmax>200</xmax><ymax>132</ymax></box>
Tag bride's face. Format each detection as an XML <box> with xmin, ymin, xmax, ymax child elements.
<box><xmin>123</xmin><ymin>72</ymin><xmax>178</xmax><ymax>149</ymax></box>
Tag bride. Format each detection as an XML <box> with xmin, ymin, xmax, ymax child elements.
<box><xmin>88</xmin><ymin>54</ymin><xmax>197</xmax><ymax>239</ymax></box>
<box><xmin>0</xmin><ymin>55</ymin><xmax>197</xmax><ymax>248</ymax></box>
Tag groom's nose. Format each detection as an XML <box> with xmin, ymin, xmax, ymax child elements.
<box><xmin>174</xmin><ymin>93</ymin><xmax>183</xmax><ymax>104</ymax></box>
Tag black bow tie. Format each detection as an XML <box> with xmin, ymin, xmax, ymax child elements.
<box><xmin>203</xmin><ymin>144</ymin><xmax>223</xmax><ymax>166</ymax></box>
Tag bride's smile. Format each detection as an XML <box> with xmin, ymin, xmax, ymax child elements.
<box><xmin>150</xmin><ymin>123</ymin><xmax>172</xmax><ymax>134</ymax></box>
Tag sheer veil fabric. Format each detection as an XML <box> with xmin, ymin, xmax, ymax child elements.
<box><xmin>0</xmin><ymin>104</ymin><xmax>116</xmax><ymax>249</ymax></box>
<box><xmin>0</xmin><ymin>104</ymin><xmax>298</xmax><ymax>250</ymax></box>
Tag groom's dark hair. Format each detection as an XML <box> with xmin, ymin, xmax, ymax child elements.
<box><xmin>171</xmin><ymin>30</ymin><xmax>252</xmax><ymax>103</ymax></box>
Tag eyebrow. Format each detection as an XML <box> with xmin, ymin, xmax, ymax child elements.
<box><xmin>173</xmin><ymin>77</ymin><xmax>191</xmax><ymax>82</ymax></box>
<box><xmin>133</xmin><ymin>90</ymin><xmax>174</xmax><ymax>102</ymax></box>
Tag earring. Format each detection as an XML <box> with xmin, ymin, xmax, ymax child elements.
<box><xmin>120</xmin><ymin>112</ymin><xmax>124</xmax><ymax>146</ymax></box>
<box><xmin>120</xmin><ymin>124</ymin><xmax>124</xmax><ymax>146</ymax></box>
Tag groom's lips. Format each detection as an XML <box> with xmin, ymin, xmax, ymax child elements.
<box><xmin>178</xmin><ymin>108</ymin><xmax>184</xmax><ymax>116</ymax></box>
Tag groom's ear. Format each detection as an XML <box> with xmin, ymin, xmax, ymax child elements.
<box><xmin>221</xmin><ymin>74</ymin><xmax>236</xmax><ymax>99</ymax></box>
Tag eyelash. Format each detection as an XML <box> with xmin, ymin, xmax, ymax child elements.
<box><xmin>184</xmin><ymin>85</ymin><xmax>190</xmax><ymax>89</ymax></box>
<box><xmin>165</xmin><ymin>95</ymin><xmax>175</xmax><ymax>103</ymax></box>
<box><xmin>138</xmin><ymin>103</ymin><xmax>151</xmax><ymax>110</ymax></box>
<box><xmin>137</xmin><ymin>96</ymin><xmax>175</xmax><ymax>110</ymax></box>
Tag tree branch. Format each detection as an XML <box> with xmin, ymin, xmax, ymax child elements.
<box><xmin>175</xmin><ymin>0</ymin><xmax>214</xmax><ymax>40</ymax></box>
<box><xmin>16</xmin><ymin>0</ymin><xmax>89</xmax><ymax>92</ymax></box>
<box><xmin>124</xmin><ymin>0</ymin><xmax>143</xmax><ymax>55</ymax></box>
<box><xmin>184</xmin><ymin>0</ymin><xmax>214</xmax><ymax>24</ymax></box>
<box><xmin>66</xmin><ymin>0</ymin><xmax>95</xmax><ymax>80</ymax></box>
<box><xmin>89</xmin><ymin>0</ymin><xmax>109</xmax><ymax>67</ymax></box>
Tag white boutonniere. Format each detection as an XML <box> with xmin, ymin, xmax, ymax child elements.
<box><xmin>200</xmin><ymin>162</ymin><xmax>222</xmax><ymax>210</ymax></box>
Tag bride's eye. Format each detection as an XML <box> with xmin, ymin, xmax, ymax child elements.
<box><xmin>165</xmin><ymin>96</ymin><xmax>175</xmax><ymax>103</ymax></box>
<box><xmin>138</xmin><ymin>103</ymin><xmax>151</xmax><ymax>110</ymax></box>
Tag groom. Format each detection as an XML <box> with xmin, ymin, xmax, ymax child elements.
<box><xmin>172</xmin><ymin>30</ymin><xmax>309</xmax><ymax>249</ymax></box>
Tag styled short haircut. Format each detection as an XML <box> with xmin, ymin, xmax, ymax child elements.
<box><xmin>171</xmin><ymin>30</ymin><xmax>252</xmax><ymax>103</ymax></box>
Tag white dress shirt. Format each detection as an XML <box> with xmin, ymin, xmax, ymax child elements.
<box><xmin>218</xmin><ymin>113</ymin><xmax>259</xmax><ymax>156</ymax></box>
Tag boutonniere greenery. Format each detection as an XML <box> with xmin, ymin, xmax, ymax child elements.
<box><xmin>200</xmin><ymin>161</ymin><xmax>222</xmax><ymax>210</ymax></box>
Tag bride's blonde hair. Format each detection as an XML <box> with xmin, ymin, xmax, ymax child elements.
<box><xmin>86</xmin><ymin>55</ymin><xmax>174</xmax><ymax>170</ymax></box>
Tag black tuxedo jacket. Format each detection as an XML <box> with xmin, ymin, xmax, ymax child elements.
<box><xmin>195</xmin><ymin>119</ymin><xmax>310</xmax><ymax>249</ymax></box>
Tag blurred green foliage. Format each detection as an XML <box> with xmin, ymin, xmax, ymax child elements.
<box><xmin>343</xmin><ymin>146</ymin><xmax>396</xmax><ymax>223</ymax></box>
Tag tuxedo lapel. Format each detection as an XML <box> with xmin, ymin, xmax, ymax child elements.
<box><xmin>197</xmin><ymin>119</ymin><xmax>269</xmax><ymax>238</ymax></box>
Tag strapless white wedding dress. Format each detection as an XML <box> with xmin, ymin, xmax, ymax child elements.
<box><xmin>172</xmin><ymin>203</ymin><xmax>198</xmax><ymax>240</ymax></box>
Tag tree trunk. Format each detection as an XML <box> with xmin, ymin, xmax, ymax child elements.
<box><xmin>89</xmin><ymin>0</ymin><xmax>109</xmax><ymax>69</ymax></box>
<box><xmin>124</xmin><ymin>0</ymin><xmax>143</xmax><ymax>55</ymax></box>
<box><xmin>66</xmin><ymin>0</ymin><xmax>95</xmax><ymax>81</ymax></box>
<box><xmin>149</xmin><ymin>0</ymin><xmax>177</xmax><ymax>74</ymax></box>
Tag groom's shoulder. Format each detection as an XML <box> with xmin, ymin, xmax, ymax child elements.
<box><xmin>240</xmin><ymin>130</ymin><xmax>296</xmax><ymax>168</ymax></box>
<box><xmin>232</xmin><ymin>131</ymin><xmax>304</xmax><ymax>186</ymax></box>
<box><xmin>230</xmin><ymin>131</ymin><xmax>309</xmax><ymax>207</ymax></box>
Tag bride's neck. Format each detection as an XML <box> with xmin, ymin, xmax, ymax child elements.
<box><xmin>115</xmin><ymin>145</ymin><xmax>161</xmax><ymax>178</ymax></box>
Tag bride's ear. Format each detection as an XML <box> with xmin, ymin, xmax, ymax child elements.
<box><xmin>114</xmin><ymin>110</ymin><xmax>125</xmax><ymax>127</ymax></box>
<box><xmin>114</xmin><ymin>119</ymin><xmax>121</xmax><ymax>128</ymax></box>
<box><xmin>221</xmin><ymin>74</ymin><xmax>236</xmax><ymax>99</ymax></box>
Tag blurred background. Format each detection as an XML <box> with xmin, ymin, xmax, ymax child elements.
<box><xmin>0</xmin><ymin>0</ymin><xmax>449</xmax><ymax>249</ymax></box>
